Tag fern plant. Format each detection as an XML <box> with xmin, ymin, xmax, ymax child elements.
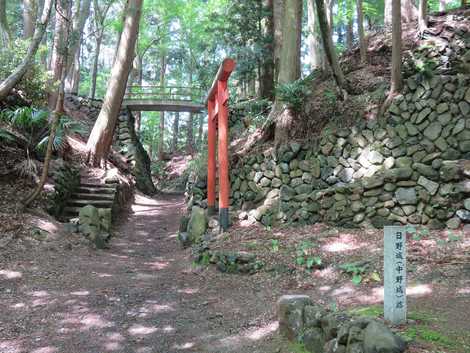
<box><xmin>275</xmin><ymin>78</ymin><xmax>311</xmax><ymax>113</ymax></box>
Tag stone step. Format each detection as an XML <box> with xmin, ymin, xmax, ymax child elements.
<box><xmin>73</xmin><ymin>193</ymin><xmax>115</xmax><ymax>201</ymax></box>
<box><xmin>80</xmin><ymin>182</ymin><xmax>117</xmax><ymax>189</ymax></box>
<box><xmin>77</xmin><ymin>186</ymin><xmax>116</xmax><ymax>194</ymax></box>
<box><xmin>66</xmin><ymin>199</ymin><xmax>114</xmax><ymax>208</ymax></box>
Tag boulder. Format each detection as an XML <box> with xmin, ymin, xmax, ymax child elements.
<box><xmin>277</xmin><ymin>295</ymin><xmax>312</xmax><ymax>341</ymax></box>
<box><xmin>417</xmin><ymin>176</ymin><xmax>439</xmax><ymax>195</ymax></box>
<box><xmin>395</xmin><ymin>188</ymin><xmax>417</xmax><ymax>205</ymax></box>
<box><xmin>363</xmin><ymin>321</ymin><xmax>406</xmax><ymax>353</ymax></box>
<box><xmin>187</xmin><ymin>206</ymin><xmax>207</xmax><ymax>242</ymax></box>
<box><xmin>303</xmin><ymin>327</ymin><xmax>325</xmax><ymax>353</ymax></box>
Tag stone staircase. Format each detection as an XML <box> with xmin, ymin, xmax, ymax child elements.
<box><xmin>63</xmin><ymin>182</ymin><xmax>118</xmax><ymax>219</ymax></box>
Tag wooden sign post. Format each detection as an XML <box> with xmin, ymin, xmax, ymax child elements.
<box><xmin>384</xmin><ymin>225</ymin><xmax>410</xmax><ymax>325</ymax></box>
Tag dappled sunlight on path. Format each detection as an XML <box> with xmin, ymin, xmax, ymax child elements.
<box><xmin>0</xmin><ymin>193</ymin><xmax>282</xmax><ymax>353</ymax></box>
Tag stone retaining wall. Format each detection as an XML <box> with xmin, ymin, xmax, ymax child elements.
<box><xmin>49</xmin><ymin>162</ymin><xmax>80</xmax><ymax>219</ymax></box>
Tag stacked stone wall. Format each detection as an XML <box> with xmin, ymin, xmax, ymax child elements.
<box><xmin>227</xmin><ymin>74</ymin><xmax>470</xmax><ymax>229</ymax></box>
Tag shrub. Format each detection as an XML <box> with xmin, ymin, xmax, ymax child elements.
<box><xmin>0</xmin><ymin>39</ymin><xmax>50</xmax><ymax>105</ymax></box>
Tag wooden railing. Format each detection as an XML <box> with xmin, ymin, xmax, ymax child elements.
<box><xmin>124</xmin><ymin>85</ymin><xmax>204</xmax><ymax>103</ymax></box>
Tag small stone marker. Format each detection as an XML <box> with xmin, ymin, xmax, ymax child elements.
<box><xmin>384</xmin><ymin>225</ymin><xmax>410</xmax><ymax>325</ymax></box>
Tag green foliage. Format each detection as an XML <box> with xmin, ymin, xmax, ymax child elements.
<box><xmin>270</xmin><ymin>239</ymin><xmax>279</xmax><ymax>253</ymax></box>
<box><xmin>186</xmin><ymin>150</ymin><xmax>208</xmax><ymax>178</ymax></box>
<box><xmin>349</xmin><ymin>305</ymin><xmax>384</xmax><ymax>318</ymax></box>
<box><xmin>36</xmin><ymin>116</ymin><xmax>87</xmax><ymax>153</ymax></box>
<box><xmin>0</xmin><ymin>39</ymin><xmax>49</xmax><ymax>105</ymax></box>
<box><xmin>0</xmin><ymin>128</ymin><xmax>16</xmax><ymax>142</ymax></box>
<box><xmin>276</xmin><ymin>78</ymin><xmax>311</xmax><ymax>112</ymax></box>
<box><xmin>339</xmin><ymin>261</ymin><xmax>380</xmax><ymax>285</ymax></box>
<box><xmin>295</xmin><ymin>240</ymin><xmax>322</xmax><ymax>270</ymax></box>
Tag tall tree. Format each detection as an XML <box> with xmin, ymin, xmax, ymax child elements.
<box><xmin>0</xmin><ymin>0</ymin><xmax>54</xmax><ymax>100</ymax></box>
<box><xmin>23</xmin><ymin>0</ymin><xmax>69</xmax><ymax>207</ymax></box>
<box><xmin>307</xmin><ymin>0</ymin><xmax>324</xmax><ymax>70</ymax></box>
<box><xmin>158</xmin><ymin>54</ymin><xmax>166</xmax><ymax>160</ymax></box>
<box><xmin>272</xmin><ymin>0</ymin><xmax>283</xmax><ymax>83</ymax></box>
<box><xmin>49</xmin><ymin>0</ymin><xmax>72</xmax><ymax>109</ymax></box>
<box><xmin>390</xmin><ymin>0</ymin><xmax>402</xmax><ymax>94</ymax></box>
<box><xmin>439</xmin><ymin>0</ymin><xmax>446</xmax><ymax>11</ymax></box>
<box><xmin>23</xmin><ymin>0</ymin><xmax>37</xmax><ymax>39</ymax></box>
<box><xmin>0</xmin><ymin>0</ymin><xmax>11</xmax><ymax>46</ymax></box>
<box><xmin>277</xmin><ymin>0</ymin><xmax>301</xmax><ymax>85</ymax></box>
<box><xmin>65</xmin><ymin>0</ymin><xmax>92</xmax><ymax>93</ymax></box>
<box><xmin>259</xmin><ymin>0</ymin><xmax>275</xmax><ymax>99</ymax></box>
<box><xmin>418</xmin><ymin>0</ymin><xmax>428</xmax><ymax>32</ymax></box>
<box><xmin>171</xmin><ymin>112</ymin><xmax>179</xmax><ymax>152</ymax></box>
<box><xmin>357</xmin><ymin>0</ymin><xmax>367</xmax><ymax>64</ymax></box>
<box><xmin>315</xmin><ymin>0</ymin><xmax>348</xmax><ymax>93</ymax></box>
<box><xmin>86</xmin><ymin>0</ymin><xmax>143</xmax><ymax>166</ymax></box>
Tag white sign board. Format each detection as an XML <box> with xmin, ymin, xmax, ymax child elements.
<box><xmin>384</xmin><ymin>225</ymin><xmax>409</xmax><ymax>325</ymax></box>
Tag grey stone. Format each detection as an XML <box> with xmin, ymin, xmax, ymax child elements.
<box><xmin>362</xmin><ymin>176</ymin><xmax>384</xmax><ymax>190</ymax></box>
<box><xmin>446</xmin><ymin>218</ymin><xmax>461</xmax><ymax>230</ymax></box>
<box><xmin>363</xmin><ymin>321</ymin><xmax>406</xmax><ymax>353</ymax></box>
<box><xmin>456</xmin><ymin>210</ymin><xmax>470</xmax><ymax>222</ymax></box>
<box><xmin>303</xmin><ymin>327</ymin><xmax>325</xmax><ymax>353</ymax></box>
<box><xmin>417</xmin><ymin>176</ymin><xmax>439</xmax><ymax>195</ymax></box>
<box><xmin>395</xmin><ymin>188</ymin><xmax>417</xmax><ymax>205</ymax></box>
<box><xmin>465</xmin><ymin>199</ymin><xmax>470</xmax><ymax>211</ymax></box>
<box><xmin>423</xmin><ymin>122</ymin><xmax>442</xmax><ymax>141</ymax></box>
<box><xmin>277</xmin><ymin>295</ymin><xmax>312</xmax><ymax>341</ymax></box>
<box><xmin>459</xmin><ymin>101</ymin><xmax>470</xmax><ymax>116</ymax></box>
<box><xmin>187</xmin><ymin>206</ymin><xmax>207</xmax><ymax>242</ymax></box>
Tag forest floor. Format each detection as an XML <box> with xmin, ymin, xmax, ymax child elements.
<box><xmin>0</xmin><ymin>192</ymin><xmax>469</xmax><ymax>353</ymax></box>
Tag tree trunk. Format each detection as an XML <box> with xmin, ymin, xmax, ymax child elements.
<box><xmin>402</xmin><ymin>0</ymin><xmax>417</xmax><ymax>22</ymax></box>
<box><xmin>23</xmin><ymin>0</ymin><xmax>37</xmax><ymax>39</ymax></box>
<box><xmin>158</xmin><ymin>55</ymin><xmax>166</xmax><ymax>160</ymax></box>
<box><xmin>89</xmin><ymin>31</ymin><xmax>102</xmax><ymax>99</ymax></box>
<box><xmin>277</xmin><ymin>0</ymin><xmax>302</xmax><ymax>85</ymax></box>
<box><xmin>0</xmin><ymin>0</ymin><xmax>12</xmax><ymax>46</ymax></box>
<box><xmin>315</xmin><ymin>0</ymin><xmax>348</xmax><ymax>93</ymax></box>
<box><xmin>273</xmin><ymin>0</ymin><xmax>283</xmax><ymax>84</ymax></box>
<box><xmin>326</xmin><ymin>0</ymin><xmax>333</xmax><ymax>30</ymax></box>
<box><xmin>23</xmin><ymin>0</ymin><xmax>69</xmax><ymax>208</ymax></box>
<box><xmin>391</xmin><ymin>0</ymin><xmax>402</xmax><ymax>94</ymax></box>
<box><xmin>384</xmin><ymin>0</ymin><xmax>392</xmax><ymax>27</ymax></box>
<box><xmin>357</xmin><ymin>0</ymin><xmax>367</xmax><ymax>64</ymax></box>
<box><xmin>187</xmin><ymin>113</ymin><xmax>194</xmax><ymax>153</ymax></box>
<box><xmin>0</xmin><ymin>0</ymin><xmax>54</xmax><ymax>100</ymax></box>
<box><xmin>171</xmin><ymin>113</ymin><xmax>179</xmax><ymax>152</ymax></box>
<box><xmin>462</xmin><ymin>0</ymin><xmax>467</xmax><ymax>8</ymax></box>
<box><xmin>418</xmin><ymin>0</ymin><xmax>428</xmax><ymax>32</ymax></box>
<box><xmin>346</xmin><ymin>18</ymin><xmax>353</xmax><ymax>50</ymax></box>
<box><xmin>65</xmin><ymin>0</ymin><xmax>91</xmax><ymax>94</ymax></box>
<box><xmin>439</xmin><ymin>0</ymin><xmax>446</xmax><ymax>11</ymax></box>
<box><xmin>307</xmin><ymin>0</ymin><xmax>324</xmax><ymax>70</ymax></box>
<box><xmin>49</xmin><ymin>0</ymin><xmax>71</xmax><ymax>110</ymax></box>
<box><xmin>197</xmin><ymin>114</ymin><xmax>203</xmax><ymax>149</ymax></box>
<box><xmin>86</xmin><ymin>0</ymin><xmax>143</xmax><ymax>166</ymax></box>
<box><xmin>259</xmin><ymin>0</ymin><xmax>275</xmax><ymax>100</ymax></box>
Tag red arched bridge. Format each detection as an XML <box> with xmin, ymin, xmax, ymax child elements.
<box><xmin>123</xmin><ymin>85</ymin><xmax>205</xmax><ymax>113</ymax></box>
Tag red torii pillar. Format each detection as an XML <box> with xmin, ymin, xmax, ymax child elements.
<box><xmin>206</xmin><ymin>59</ymin><xmax>236</xmax><ymax>231</ymax></box>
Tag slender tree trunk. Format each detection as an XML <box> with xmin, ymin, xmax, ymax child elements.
<box><xmin>277</xmin><ymin>0</ymin><xmax>302</xmax><ymax>84</ymax></box>
<box><xmin>49</xmin><ymin>0</ymin><xmax>71</xmax><ymax>110</ymax></box>
<box><xmin>391</xmin><ymin>0</ymin><xmax>402</xmax><ymax>94</ymax></box>
<box><xmin>315</xmin><ymin>0</ymin><xmax>348</xmax><ymax>93</ymax></box>
<box><xmin>0</xmin><ymin>0</ymin><xmax>12</xmax><ymax>46</ymax></box>
<box><xmin>65</xmin><ymin>0</ymin><xmax>91</xmax><ymax>93</ymax></box>
<box><xmin>187</xmin><ymin>113</ymin><xmax>194</xmax><ymax>153</ymax></box>
<box><xmin>23</xmin><ymin>0</ymin><xmax>37</xmax><ymax>39</ymax></box>
<box><xmin>384</xmin><ymin>0</ymin><xmax>392</xmax><ymax>27</ymax></box>
<box><xmin>346</xmin><ymin>18</ymin><xmax>353</xmax><ymax>50</ymax></box>
<box><xmin>403</xmin><ymin>0</ymin><xmax>417</xmax><ymax>22</ymax></box>
<box><xmin>197</xmin><ymin>114</ymin><xmax>203</xmax><ymax>149</ymax></box>
<box><xmin>307</xmin><ymin>0</ymin><xmax>324</xmax><ymax>70</ymax></box>
<box><xmin>326</xmin><ymin>0</ymin><xmax>333</xmax><ymax>30</ymax></box>
<box><xmin>86</xmin><ymin>0</ymin><xmax>143</xmax><ymax>166</ymax></box>
<box><xmin>171</xmin><ymin>112</ymin><xmax>179</xmax><ymax>152</ymax></box>
<box><xmin>0</xmin><ymin>0</ymin><xmax>54</xmax><ymax>100</ymax></box>
<box><xmin>357</xmin><ymin>0</ymin><xmax>367</xmax><ymax>64</ymax></box>
<box><xmin>23</xmin><ymin>0</ymin><xmax>69</xmax><ymax>208</ymax></box>
<box><xmin>439</xmin><ymin>0</ymin><xmax>446</xmax><ymax>11</ymax></box>
<box><xmin>259</xmin><ymin>0</ymin><xmax>275</xmax><ymax>100</ymax></box>
<box><xmin>158</xmin><ymin>55</ymin><xmax>166</xmax><ymax>160</ymax></box>
<box><xmin>134</xmin><ymin>55</ymin><xmax>142</xmax><ymax>132</ymax></box>
<box><xmin>273</xmin><ymin>0</ymin><xmax>283</xmax><ymax>84</ymax></box>
<box><xmin>90</xmin><ymin>31</ymin><xmax>102</xmax><ymax>99</ymax></box>
<box><xmin>462</xmin><ymin>0</ymin><xmax>467</xmax><ymax>8</ymax></box>
<box><xmin>418</xmin><ymin>0</ymin><xmax>428</xmax><ymax>32</ymax></box>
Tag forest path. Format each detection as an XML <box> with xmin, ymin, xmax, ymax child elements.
<box><xmin>0</xmin><ymin>193</ymin><xmax>283</xmax><ymax>353</ymax></box>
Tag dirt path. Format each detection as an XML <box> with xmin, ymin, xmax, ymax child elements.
<box><xmin>0</xmin><ymin>193</ymin><xmax>283</xmax><ymax>353</ymax></box>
